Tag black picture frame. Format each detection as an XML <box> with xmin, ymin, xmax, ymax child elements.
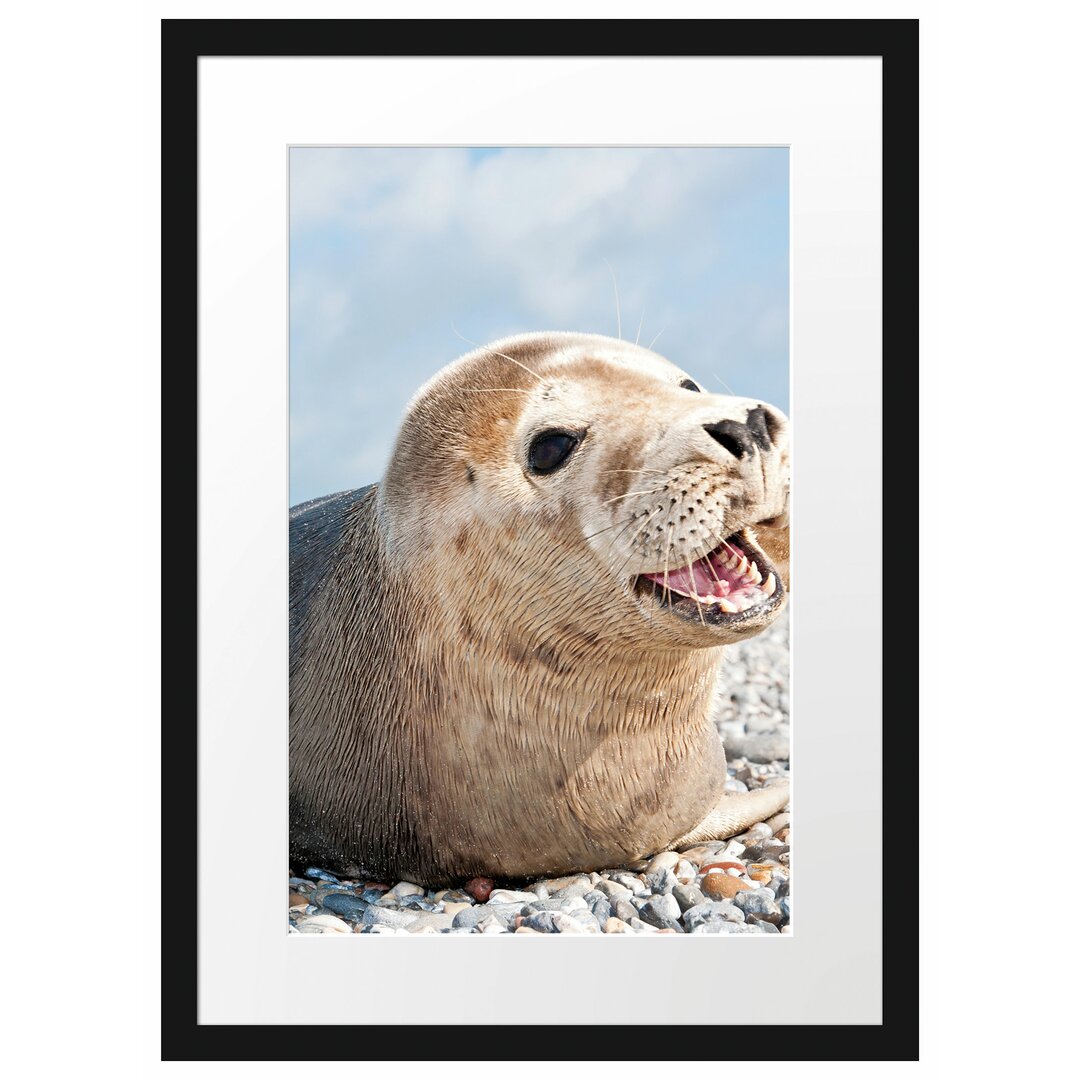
<box><xmin>162</xmin><ymin>18</ymin><xmax>918</xmax><ymax>1062</ymax></box>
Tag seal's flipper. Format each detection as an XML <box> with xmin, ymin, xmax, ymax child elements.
<box><xmin>671</xmin><ymin>782</ymin><xmax>790</xmax><ymax>847</ymax></box>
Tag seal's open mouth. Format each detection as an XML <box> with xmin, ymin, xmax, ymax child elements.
<box><xmin>634</xmin><ymin>530</ymin><xmax>784</xmax><ymax>625</ymax></box>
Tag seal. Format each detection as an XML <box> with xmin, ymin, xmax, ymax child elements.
<box><xmin>290</xmin><ymin>331</ymin><xmax>791</xmax><ymax>885</ymax></box>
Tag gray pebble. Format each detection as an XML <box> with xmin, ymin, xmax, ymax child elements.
<box><xmin>610</xmin><ymin>873</ymin><xmax>648</xmax><ymax>895</ymax></box>
<box><xmin>295</xmin><ymin>913</ymin><xmax>352</xmax><ymax>934</ymax></box>
<box><xmin>733</xmin><ymin>891</ymin><xmax>782</xmax><ymax>923</ymax></box>
<box><xmin>585</xmin><ymin>893</ymin><xmax>612</xmax><ymax>924</ymax></box>
<box><xmin>551</xmin><ymin>912</ymin><xmax>597</xmax><ymax>934</ymax></box>
<box><xmin>614</xmin><ymin>899</ymin><xmax>638</xmax><ymax>924</ymax></box>
<box><xmin>689</xmin><ymin>921</ymin><xmax>764</xmax><ymax>934</ymax></box>
<box><xmin>313</xmin><ymin>884</ymin><xmax>358</xmax><ymax>905</ymax></box>
<box><xmin>567</xmin><ymin>908</ymin><xmax>602</xmax><ymax>932</ymax></box>
<box><xmin>551</xmin><ymin>881</ymin><xmax>592</xmax><ymax>901</ymax></box>
<box><xmin>725</xmin><ymin>732</ymin><xmax>790</xmax><ymax>763</ymax></box>
<box><xmin>746</xmin><ymin>712</ymin><xmax>779</xmax><ymax>733</ymax></box>
<box><xmin>644</xmin><ymin>868</ymin><xmax>678</xmax><ymax>894</ymax></box>
<box><xmin>485</xmin><ymin>902</ymin><xmax>531</xmax><ymax>924</ymax></box>
<box><xmin>487</xmin><ymin>889</ymin><xmax>538</xmax><ymax>904</ymax></box>
<box><xmin>672</xmin><ymin>883</ymin><xmax>707</xmax><ymax>913</ymax></box>
<box><xmin>779</xmin><ymin>896</ymin><xmax>791</xmax><ymax>922</ymax></box>
<box><xmin>522</xmin><ymin>896</ymin><xmax>587</xmax><ymax>915</ymax></box>
<box><xmin>519</xmin><ymin>911</ymin><xmax>560</xmax><ymax>933</ymax></box>
<box><xmin>453</xmin><ymin>906</ymin><xmax>505</xmax><ymax>932</ymax></box>
<box><xmin>304</xmin><ymin>867</ymin><xmax>340</xmax><ymax>883</ymax></box>
<box><xmin>682</xmin><ymin>901</ymin><xmax>746</xmax><ymax>931</ymax></box>
<box><xmin>405</xmin><ymin>912</ymin><xmax>457</xmax><ymax>933</ymax></box>
<box><xmin>438</xmin><ymin>889</ymin><xmax>474</xmax><ymax>904</ymax></box>
<box><xmin>743</xmin><ymin>842</ymin><xmax>789</xmax><ymax>862</ymax></box>
<box><xmin>594</xmin><ymin>878</ymin><xmax>633</xmax><ymax>901</ymax></box>
<box><xmin>398</xmin><ymin>894</ymin><xmax>441</xmax><ymax>911</ymax></box>
<box><xmin>361</xmin><ymin>906</ymin><xmax>419</xmax><ymax>930</ymax></box>
<box><xmin>320</xmin><ymin>893</ymin><xmax>369</xmax><ymax>922</ymax></box>
<box><xmin>770</xmin><ymin>872</ymin><xmax>790</xmax><ymax>899</ymax></box>
<box><xmin>637</xmin><ymin>895</ymin><xmax>684</xmax><ymax>932</ymax></box>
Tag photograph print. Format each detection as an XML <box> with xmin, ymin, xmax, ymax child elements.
<box><xmin>287</xmin><ymin>146</ymin><xmax>792</xmax><ymax>936</ymax></box>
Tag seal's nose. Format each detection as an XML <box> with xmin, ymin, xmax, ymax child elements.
<box><xmin>703</xmin><ymin>406</ymin><xmax>781</xmax><ymax>460</ymax></box>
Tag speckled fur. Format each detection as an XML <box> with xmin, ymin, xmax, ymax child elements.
<box><xmin>289</xmin><ymin>332</ymin><xmax>790</xmax><ymax>885</ymax></box>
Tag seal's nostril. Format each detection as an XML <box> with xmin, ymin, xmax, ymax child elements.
<box><xmin>761</xmin><ymin>405</ymin><xmax>784</xmax><ymax>444</ymax></box>
<box><xmin>744</xmin><ymin>407</ymin><xmax>774</xmax><ymax>451</ymax></box>
<box><xmin>704</xmin><ymin>420</ymin><xmax>754</xmax><ymax>460</ymax></box>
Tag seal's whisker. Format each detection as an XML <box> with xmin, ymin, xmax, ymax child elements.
<box><xmin>599</xmin><ymin>507</ymin><xmax>654</xmax><ymax>559</ymax></box>
<box><xmin>602</xmin><ymin>257</ymin><xmax>622</xmax><ymax>340</ymax></box>
<box><xmin>451</xmin><ymin>324</ymin><xmax>544</xmax><ymax>382</ymax></box>
<box><xmin>691</xmin><ymin>587</ymin><xmax>707</xmax><ymax>627</ymax></box>
<box><xmin>634</xmin><ymin>307</ymin><xmax>646</xmax><ymax>347</ymax></box>
<box><xmin>612</xmin><ymin>506</ymin><xmax>664</xmax><ymax>580</ymax></box>
<box><xmin>462</xmin><ymin>388</ymin><xmax>531</xmax><ymax>394</ymax></box>
<box><xmin>712</xmin><ymin>375</ymin><xmax>738</xmax><ymax>401</ymax></box>
<box><xmin>602</xmin><ymin>488</ymin><xmax>661</xmax><ymax>505</ymax></box>
<box><xmin>582</xmin><ymin>516</ymin><xmax>638</xmax><ymax>543</ymax></box>
<box><xmin>609</xmin><ymin>504</ymin><xmax>660</xmax><ymax>561</ymax></box>
<box><xmin>648</xmin><ymin>328</ymin><xmax>665</xmax><ymax>350</ymax></box>
<box><xmin>597</xmin><ymin>468</ymin><xmax>669</xmax><ymax>477</ymax></box>
<box><xmin>663</xmin><ymin>524</ymin><xmax>674</xmax><ymax>612</ymax></box>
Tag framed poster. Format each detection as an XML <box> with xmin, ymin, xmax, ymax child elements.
<box><xmin>163</xmin><ymin>18</ymin><xmax>917</xmax><ymax>1060</ymax></box>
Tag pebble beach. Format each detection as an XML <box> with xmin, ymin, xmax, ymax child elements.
<box><xmin>289</xmin><ymin>607</ymin><xmax>791</xmax><ymax>936</ymax></box>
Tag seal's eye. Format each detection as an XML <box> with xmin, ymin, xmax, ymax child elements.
<box><xmin>527</xmin><ymin>430</ymin><xmax>579</xmax><ymax>475</ymax></box>
<box><xmin>680</xmin><ymin>378</ymin><xmax>702</xmax><ymax>392</ymax></box>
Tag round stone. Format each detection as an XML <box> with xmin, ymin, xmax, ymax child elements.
<box><xmin>702</xmin><ymin>873</ymin><xmax>752</xmax><ymax>900</ymax></box>
<box><xmin>644</xmin><ymin>850</ymin><xmax>680</xmax><ymax>875</ymax></box>
<box><xmin>463</xmin><ymin>877</ymin><xmax>494</xmax><ymax>903</ymax></box>
<box><xmin>320</xmin><ymin>893</ymin><xmax>369</xmax><ymax>922</ymax></box>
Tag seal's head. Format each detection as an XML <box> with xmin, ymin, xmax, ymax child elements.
<box><xmin>380</xmin><ymin>331</ymin><xmax>789</xmax><ymax>654</ymax></box>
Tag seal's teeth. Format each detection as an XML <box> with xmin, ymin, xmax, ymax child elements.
<box><xmin>718</xmin><ymin>598</ymin><xmax>739</xmax><ymax>613</ymax></box>
<box><xmin>748</xmin><ymin>561</ymin><xmax>762</xmax><ymax>585</ymax></box>
<box><xmin>762</xmin><ymin>572</ymin><xmax>776</xmax><ymax>596</ymax></box>
<box><xmin>737</xmin><ymin>555</ymin><xmax>750</xmax><ymax>575</ymax></box>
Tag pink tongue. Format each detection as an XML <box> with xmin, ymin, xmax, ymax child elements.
<box><xmin>644</xmin><ymin>553</ymin><xmax>731</xmax><ymax>597</ymax></box>
<box><xmin>643</xmin><ymin>561</ymin><xmax>712</xmax><ymax>596</ymax></box>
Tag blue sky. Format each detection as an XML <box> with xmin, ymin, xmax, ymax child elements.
<box><xmin>290</xmin><ymin>146</ymin><xmax>788</xmax><ymax>504</ymax></box>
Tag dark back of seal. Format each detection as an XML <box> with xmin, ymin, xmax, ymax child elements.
<box><xmin>289</xmin><ymin>486</ymin><xmax>374</xmax><ymax>657</ymax></box>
